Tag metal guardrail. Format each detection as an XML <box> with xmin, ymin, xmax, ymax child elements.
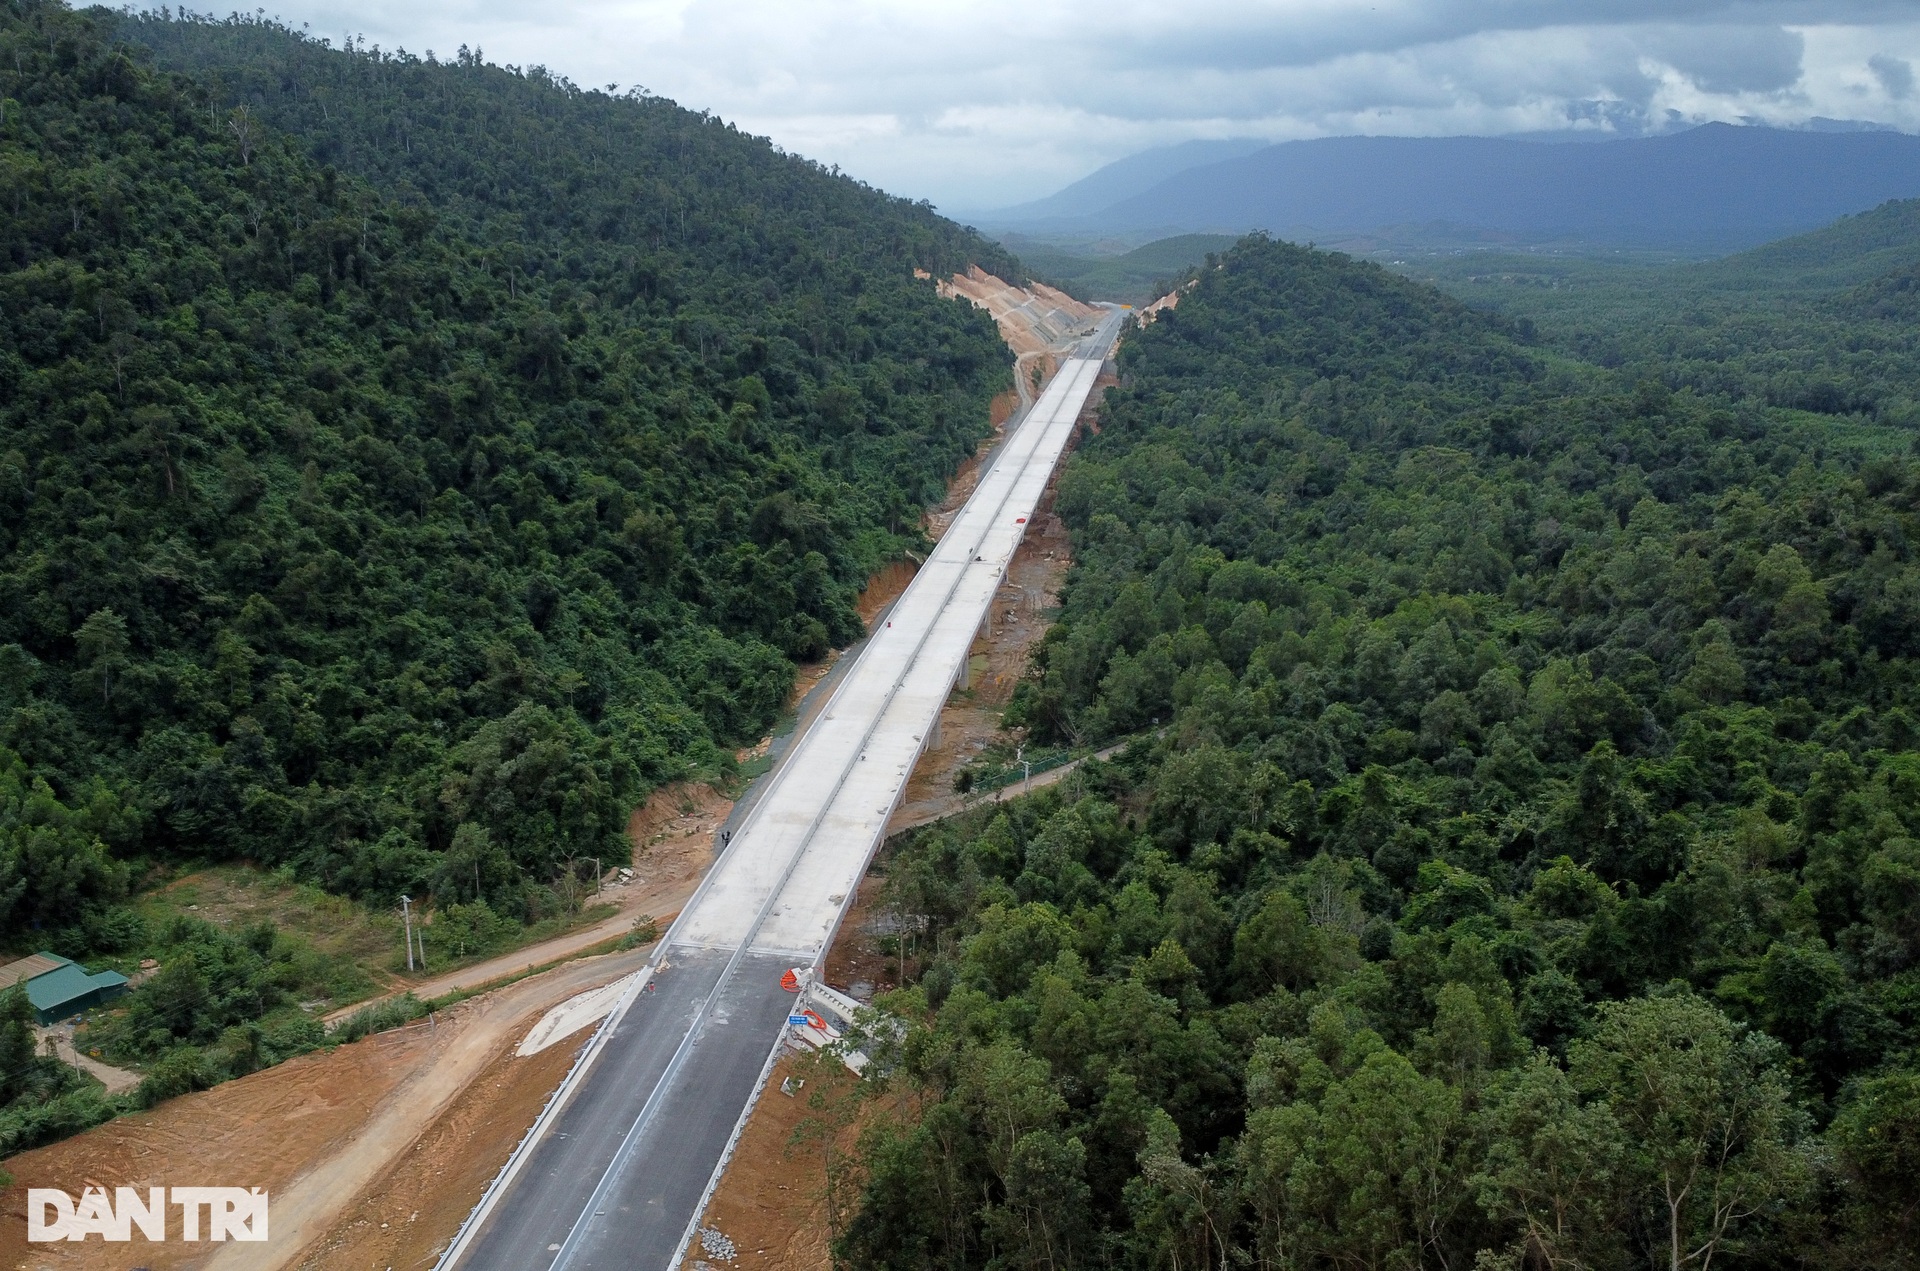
<box><xmin>666</xmin><ymin>988</ymin><xmax>805</xmax><ymax>1270</ymax></box>
<box><xmin>431</xmin><ymin>965</ymin><xmax>652</xmax><ymax>1271</ymax></box>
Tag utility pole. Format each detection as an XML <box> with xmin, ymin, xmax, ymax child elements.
<box><xmin>1017</xmin><ymin>745</ymin><xmax>1031</xmax><ymax>795</ymax></box>
<box><xmin>401</xmin><ymin>895</ymin><xmax>416</xmax><ymax>972</ymax></box>
<box><xmin>587</xmin><ymin>857</ymin><xmax>601</xmax><ymax>897</ymax></box>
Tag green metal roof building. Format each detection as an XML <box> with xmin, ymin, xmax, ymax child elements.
<box><xmin>0</xmin><ymin>952</ymin><xmax>130</xmax><ymax>1025</ymax></box>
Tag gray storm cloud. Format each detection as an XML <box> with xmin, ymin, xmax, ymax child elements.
<box><xmin>174</xmin><ymin>1</ymin><xmax>1920</xmax><ymax>208</ymax></box>
<box><xmin>1872</xmin><ymin>53</ymin><xmax>1916</xmax><ymax>99</ymax></box>
<box><xmin>1640</xmin><ymin>24</ymin><xmax>1806</xmax><ymax>94</ymax></box>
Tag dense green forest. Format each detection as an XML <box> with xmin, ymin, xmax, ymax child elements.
<box><xmin>840</xmin><ymin>235</ymin><xmax>1920</xmax><ymax>1269</ymax></box>
<box><xmin>0</xmin><ymin>2</ymin><xmax>1020</xmax><ymax>949</ymax></box>
<box><xmin>1407</xmin><ymin>199</ymin><xmax>1920</xmax><ymax>428</ymax></box>
<box><xmin>0</xmin><ymin>0</ymin><xmax>1030</xmax><ymax>1150</ymax></box>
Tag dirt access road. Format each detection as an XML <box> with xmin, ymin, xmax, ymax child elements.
<box><xmin>325</xmin><ymin>793</ymin><xmax>722</xmax><ymax>1022</ymax></box>
<box><xmin>30</xmin><ymin>1026</ymin><xmax>140</xmax><ymax>1097</ymax></box>
<box><xmin>0</xmin><ymin>946</ymin><xmax>650</xmax><ymax>1271</ymax></box>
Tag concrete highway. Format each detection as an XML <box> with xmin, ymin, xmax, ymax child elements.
<box><xmin>440</xmin><ymin>306</ymin><xmax>1127</xmax><ymax>1271</ymax></box>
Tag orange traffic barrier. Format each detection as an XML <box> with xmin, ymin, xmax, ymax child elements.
<box><xmin>780</xmin><ymin>968</ymin><xmax>801</xmax><ymax>992</ymax></box>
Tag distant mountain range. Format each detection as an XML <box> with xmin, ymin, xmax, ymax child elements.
<box><xmin>983</xmin><ymin>139</ymin><xmax>1268</xmax><ymax>223</ymax></box>
<box><xmin>978</xmin><ymin>125</ymin><xmax>1920</xmax><ymax>253</ymax></box>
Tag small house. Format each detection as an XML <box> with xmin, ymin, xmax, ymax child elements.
<box><xmin>0</xmin><ymin>952</ymin><xmax>131</xmax><ymax>1025</ymax></box>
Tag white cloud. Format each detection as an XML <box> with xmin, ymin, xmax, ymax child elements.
<box><xmin>171</xmin><ymin>2</ymin><xmax>1920</xmax><ymax>209</ymax></box>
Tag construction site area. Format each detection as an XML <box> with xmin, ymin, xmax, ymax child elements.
<box><xmin>0</xmin><ymin>270</ymin><xmax>1126</xmax><ymax>1271</ymax></box>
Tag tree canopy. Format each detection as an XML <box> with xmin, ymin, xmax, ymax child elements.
<box><xmin>840</xmin><ymin>234</ymin><xmax>1920</xmax><ymax>1270</ymax></box>
<box><xmin>0</xmin><ymin>0</ymin><xmax>1019</xmax><ymax>944</ymax></box>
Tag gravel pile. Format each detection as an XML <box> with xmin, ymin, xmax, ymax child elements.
<box><xmin>700</xmin><ymin>1227</ymin><xmax>738</xmax><ymax>1262</ymax></box>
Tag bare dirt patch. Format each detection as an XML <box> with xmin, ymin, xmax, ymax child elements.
<box><xmin>940</xmin><ymin>266</ymin><xmax>1099</xmax><ymax>359</ymax></box>
<box><xmin>292</xmin><ymin>1033</ymin><xmax>584</xmax><ymax>1271</ymax></box>
<box><xmin>677</xmin><ymin>1052</ymin><xmax>869</xmax><ymax>1271</ymax></box>
<box><xmin>629</xmin><ymin>778</ymin><xmax>736</xmax><ymax>858</ymax></box>
<box><xmin>244</xmin><ymin>952</ymin><xmax>646</xmax><ymax>1271</ymax></box>
<box><xmin>989</xmin><ymin>386</ymin><xmax>1020</xmax><ymax>430</ymax></box>
<box><xmin>0</xmin><ymin>1019</ymin><xmax>435</xmax><ymax>1270</ymax></box>
<box><xmin>0</xmin><ymin>949</ymin><xmax>649</xmax><ymax>1271</ymax></box>
<box><xmin>856</xmin><ymin>560</ymin><xmax>918</xmax><ymax>628</ymax></box>
<box><xmin>1140</xmin><ymin>284</ymin><xmax>1184</xmax><ymax>323</ymax></box>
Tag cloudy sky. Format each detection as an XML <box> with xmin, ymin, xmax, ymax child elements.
<box><xmin>179</xmin><ymin>2</ymin><xmax>1920</xmax><ymax>211</ymax></box>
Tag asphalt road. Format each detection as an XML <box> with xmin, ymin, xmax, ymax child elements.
<box><xmin>451</xmin><ymin>948</ymin><xmax>791</xmax><ymax>1270</ymax></box>
<box><xmin>444</xmin><ymin>308</ymin><xmax>1126</xmax><ymax>1271</ymax></box>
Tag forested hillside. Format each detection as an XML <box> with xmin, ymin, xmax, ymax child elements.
<box><xmin>109</xmin><ymin>9</ymin><xmax>1023</xmax><ymax>300</ymax></box>
<box><xmin>843</xmin><ymin>236</ymin><xmax>1920</xmax><ymax>1270</ymax></box>
<box><xmin>1412</xmin><ymin>199</ymin><xmax>1920</xmax><ymax>428</ymax></box>
<box><xmin>0</xmin><ymin>0</ymin><xmax>1016</xmax><ymax>952</ymax></box>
